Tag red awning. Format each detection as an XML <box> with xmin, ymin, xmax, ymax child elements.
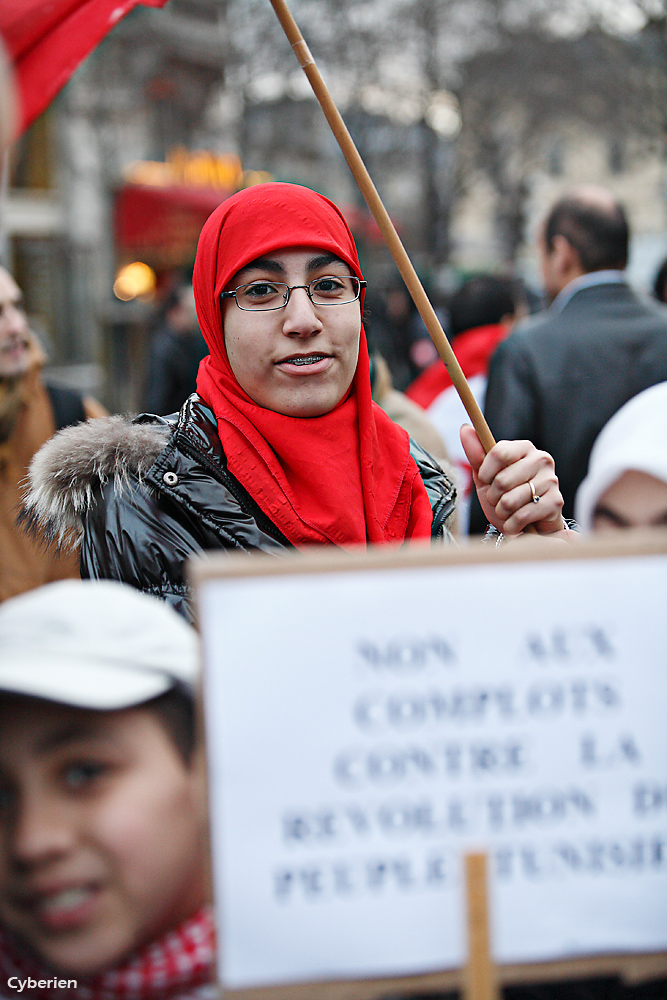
<box><xmin>0</xmin><ymin>0</ymin><xmax>169</xmax><ymax>134</ymax></box>
<box><xmin>115</xmin><ymin>182</ymin><xmax>232</xmax><ymax>267</ymax></box>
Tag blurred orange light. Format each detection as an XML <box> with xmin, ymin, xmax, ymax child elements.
<box><xmin>113</xmin><ymin>262</ymin><xmax>157</xmax><ymax>301</ymax></box>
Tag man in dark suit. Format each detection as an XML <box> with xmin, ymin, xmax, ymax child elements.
<box><xmin>470</xmin><ymin>186</ymin><xmax>667</xmax><ymax>532</ymax></box>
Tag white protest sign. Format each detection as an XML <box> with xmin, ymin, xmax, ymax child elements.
<box><xmin>194</xmin><ymin>537</ymin><xmax>667</xmax><ymax>992</ymax></box>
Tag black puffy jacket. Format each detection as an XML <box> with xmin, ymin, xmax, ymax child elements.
<box><xmin>25</xmin><ymin>395</ymin><xmax>456</xmax><ymax>619</ymax></box>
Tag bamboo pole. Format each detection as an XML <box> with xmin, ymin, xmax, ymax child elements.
<box><xmin>268</xmin><ymin>0</ymin><xmax>496</xmax><ymax>454</ymax></box>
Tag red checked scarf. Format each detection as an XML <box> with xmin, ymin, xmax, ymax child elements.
<box><xmin>0</xmin><ymin>906</ymin><xmax>216</xmax><ymax>999</ymax></box>
<box><xmin>194</xmin><ymin>182</ymin><xmax>433</xmax><ymax>548</ymax></box>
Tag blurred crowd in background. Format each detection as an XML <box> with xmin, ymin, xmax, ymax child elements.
<box><xmin>2</xmin><ymin>0</ymin><xmax>667</xmax><ymax>413</ymax></box>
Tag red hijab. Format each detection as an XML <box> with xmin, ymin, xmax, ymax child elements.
<box><xmin>194</xmin><ymin>182</ymin><xmax>432</xmax><ymax>547</ymax></box>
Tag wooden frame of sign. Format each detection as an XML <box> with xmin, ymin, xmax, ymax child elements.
<box><xmin>189</xmin><ymin>530</ymin><xmax>667</xmax><ymax>999</ymax></box>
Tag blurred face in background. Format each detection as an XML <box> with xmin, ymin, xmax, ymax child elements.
<box><xmin>169</xmin><ymin>285</ymin><xmax>199</xmax><ymax>336</ymax></box>
<box><xmin>0</xmin><ymin>269</ymin><xmax>31</xmax><ymax>379</ymax></box>
<box><xmin>592</xmin><ymin>470</ymin><xmax>667</xmax><ymax>531</ymax></box>
<box><xmin>538</xmin><ymin>232</ymin><xmax>570</xmax><ymax>304</ymax></box>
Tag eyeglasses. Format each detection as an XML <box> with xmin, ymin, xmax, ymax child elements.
<box><xmin>221</xmin><ymin>275</ymin><xmax>366</xmax><ymax>312</ymax></box>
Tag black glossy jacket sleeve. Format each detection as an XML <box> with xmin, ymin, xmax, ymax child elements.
<box><xmin>81</xmin><ymin>478</ymin><xmax>215</xmax><ymax>619</ymax></box>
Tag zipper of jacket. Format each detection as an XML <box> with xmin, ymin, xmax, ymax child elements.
<box><xmin>431</xmin><ymin>494</ymin><xmax>456</xmax><ymax>538</ymax></box>
<box><xmin>174</xmin><ymin>402</ymin><xmax>453</xmax><ymax>546</ymax></box>
<box><xmin>173</xmin><ymin>434</ymin><xmax>294</xmax><ymax>547</ymax></box>
<box><xmin>170</xmin><ymin>435</ymin><xmax>452</xmax><ymax>545</ymax></box>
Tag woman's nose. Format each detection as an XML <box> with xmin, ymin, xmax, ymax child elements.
<box><xmin>281</xmin><ymin>286</ymin><xmax>323</xmax><ymax>337</ymax></box>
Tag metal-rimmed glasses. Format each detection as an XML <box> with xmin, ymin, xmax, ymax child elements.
<box><xmin>220</xmin><ymin>275</ymin><xmax>366</xmax><ymax>312</ymax></box>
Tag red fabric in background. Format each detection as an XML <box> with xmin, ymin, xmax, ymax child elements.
<box><xmin>0</xmin><ymin>0</ymin><xmax>169</xmax><ymax>134</ymax></box>
<box><xmin>194</xmin><ymin>182</ymin><xmax>433</xmax><ymax>548</ymax></box>
<box><xmin>406</xmin><ymin>323</ymin><xmax>511</xmax><ymax>409</ymax></box>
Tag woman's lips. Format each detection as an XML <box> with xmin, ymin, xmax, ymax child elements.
<box><xmin>275</xmin><ymin>353</ymin><xmax>332</xmax><ymax>375</ymax></box>
<box><xmin>28</xmin><ymin>884</ymin><xmax>101</xmax><ymax>931</ymax></box>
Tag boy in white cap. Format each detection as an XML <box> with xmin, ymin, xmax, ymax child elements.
<box><xmin>0</xmin><ymin>580</ymin><xmax>214</xmax><ymax>999</ymax></box>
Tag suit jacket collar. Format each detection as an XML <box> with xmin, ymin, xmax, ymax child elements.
<box><xmin>551</xmin><ymin>270</ymin><xmax>627</xmax><ymax>314</ymax></box>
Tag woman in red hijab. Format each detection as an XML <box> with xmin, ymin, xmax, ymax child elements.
<box><xmin>25</xmin><ymin>183</ymin><xmax>566</xmax><ymax>618</ymax></box>
<box><xmin>193</xmin><ymin>181</ymin><xmax>437</xmax><ymax>548</ymax></box>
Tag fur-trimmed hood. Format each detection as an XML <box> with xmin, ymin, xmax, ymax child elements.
<box><xmin>23</xmin><ymin>415</ymin><xmax>171</xmax><ymax>548</ymax></box>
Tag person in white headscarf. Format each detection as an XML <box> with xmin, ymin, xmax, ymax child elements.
<box><xmin>575</xmin><ymin>381</ymin><xmax>667</xmax><ymax>532</ymax></box>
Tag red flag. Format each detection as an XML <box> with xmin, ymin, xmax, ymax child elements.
<box><xmin>0</xmin><ymin>0</ymin><xmax>170</xmax><ymax>134</ymax></box>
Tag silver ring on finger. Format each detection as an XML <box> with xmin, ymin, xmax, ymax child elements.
<box><xmin>528</xmin><ymin>480</ymin><xmax>540</xmax><ymax>504</ymax></box>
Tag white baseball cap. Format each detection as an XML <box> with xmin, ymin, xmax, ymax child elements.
<box><xmin>0</xmin><ymin>580</ymin><xmax>199</xmax><ymax>709</ymax></box>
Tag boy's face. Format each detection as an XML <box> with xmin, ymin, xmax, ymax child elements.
<box><xmin>0</xmin><ymin>697</ymin><xmax>207</xmax><ymax>976</ymax></box>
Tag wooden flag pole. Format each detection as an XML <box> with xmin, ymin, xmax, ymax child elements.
<box><xmin>268</xmin><ymin>0</ymin><xmax>496</xmax><ymax>454</ymax></box>
<box><xmin>464</xmin><ymin>853</ymin><xmax>501</xmax><ymax>1000</ymax></box>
